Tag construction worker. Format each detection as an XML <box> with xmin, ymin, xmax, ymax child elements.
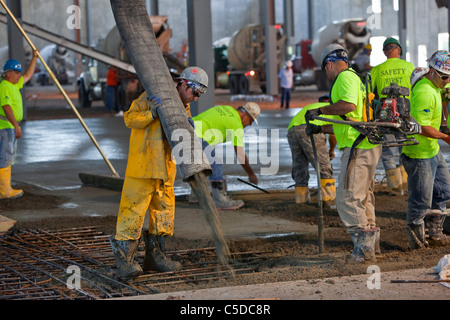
<box><xmin>371</xmin><ymin>37</ymin><xmax>415</xmax><ymax>194</ymax></box>
<box><xmin>305</xmin><ymin>44</ymin><xmax>382</xmax><ymax>263</ymax></box>
<box><xmin>109</xmin><ymin>66</ymin><xmax>208</xmax><ymax>279</ymax></box>
<box><xmin>191</xmin><ymin>102</ymin><xmax>260</xmax><ymax>210</ymax></box>
<box><xmin>401</xmin><ymin>51</ymin><xmax>450</xmax><ymax>249</ymax></box>
<box><xmin>287</xmin><ymin>95</ymin><xmax>337</xmax><ymax>207</ymax></box>
<box><xmin>0</xmin><ymin>50</ymin><xmax>38</xmax><ymax>200</ymax></box>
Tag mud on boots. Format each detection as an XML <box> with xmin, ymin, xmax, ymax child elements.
<box><xmin>211</xmin><ymin>180</ymin><xmax>244</xmax><ymax>210</ymax></box>
<box><xmin>0</xmin><ymin>166</ymin><xmax>23</xmax><ymax>200</ymax></box>
<box><xmin>424</xmin><ymin>210</ymin><xmax>450</xmax><ymax>247</ymax></box>
<box><xmin>142</xmin><ymin>231</ymin><xmax>181</xmax><ymax>272</ymax></box>
<box><xmin>295</xmin><ymin>186</ymin><xmax>310</xmax><ymax>204</ymax></box>
<box><xmin>348</xmin><ymin>228</ymin><xmax>377</xmax><ymax>263</ymax></box>
<box><xmin>109</xmin><ymin>236</ymin><xmax>143</xmax><ymax>280</ymax></box>
<box><xmin>385</xmin><ymin>167</ymin><xmax>403</xmax><ymax>195</ymax></box>
<box><xmin>320</xmin><ymin>178</ymin><xmax>336</xmax><ymax>209</ymax></box>
<box><xmin>404</xmin><ymin>222</ymin><xmax>429</xmax><ymax>250</ymax></box>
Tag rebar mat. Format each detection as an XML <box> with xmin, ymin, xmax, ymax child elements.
<box><xmin>0</xmin><ymin>227</ymin><xmax>268</xmax><ymax>300</ymax></box>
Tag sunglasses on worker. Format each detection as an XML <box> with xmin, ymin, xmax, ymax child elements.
<box><xmin>433</xmin><ymin>68</ymin><xmax>450</xmax><ymax>81</ymax></box>
<box><xmin>186</xmin><ymin>84</ymin><xmax>202</xmax><ymax>98</ymax></box>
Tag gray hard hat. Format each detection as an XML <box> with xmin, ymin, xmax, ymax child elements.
<box><xmin>177</xmin><ymin>66</ymin><xmax>209</xmax><ymax>94</ymax></box>
<box><xmin>321</xmin><ymin>44</ymin><xmax>349</xmax><ymax>70</ymax></box>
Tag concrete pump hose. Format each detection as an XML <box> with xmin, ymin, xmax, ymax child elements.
<box><xmin>109</xmin><ymin>0</ymin><xmax>211</xmax><ymax>181</ymax></box>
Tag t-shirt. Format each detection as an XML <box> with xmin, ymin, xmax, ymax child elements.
<box><xmin>287</xmin><ymin>102</ymin><xmax>334</xmax><ymax>130</ymax></box>
<box><xmin>106</xmin><ymin>68</ymin><xmax>118</xmax><ymax>86</ymax></box>
<box><xmin>402</xmin><ymin>77</ymin><xmax>442</xmax><ymax>159</ymax></box>
<box><xmin>371</xmin><ymin>58</ymin><xmax>415</xmax><ymax>100</ymax></box>
<box><xmin>0</xmin><ymin>77</ymin><xmax>24</xmax><ymax>129</ymax></box>
<box><xmin>330</xmin><ymin>69</ymin><xmax>377</xmax><ymax>150</ymax></box>
<box><xmin>278</xmin><ymin>67</ymin><xmax>293</xmax><ymax>89</ymax></box>
<box><xmin>193</xmin><ymin>105</ymin><xmax>244</xmax><ymax>147</ymax></box>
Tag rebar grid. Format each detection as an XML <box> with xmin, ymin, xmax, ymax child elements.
<box><xmin>0</xmin><ymin>227</ymin><xmax>269</xmax><ymax>300</ymax></box>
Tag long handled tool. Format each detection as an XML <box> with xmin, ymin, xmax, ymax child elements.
<box><xmin>237</xmin><ymin>178</ymin><xmax>270</xmax><ymax>194</ymax></box>
<box><xmin>305</xmin><ymin>118</ymin><xmax>325</xmax><ymax>254</ymax></box>
<box><xmin>0</xmin><ymin>0</ymin><xmax>120</xmax><ymax>178</ymax></box>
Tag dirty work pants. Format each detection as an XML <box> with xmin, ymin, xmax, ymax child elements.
<box><xmin>115</xmin><ymin>176</ymin><xmax>175</xmax><ymax>241</ymax></box>
<box><xmin>380</xmin><ymin>145</ymin><xmax>401</xmax><ymax>171</ymax></box>
<box><xmin>201</xmin><ymin>139</ymin><xmax>224</xmax><ymax>181</ymax></box>
<box><xmin>287</xmin><ymin>125</ymin><xmax>333</xmax><ymax>187</ymax></box>
<box><xmin>401</xmin><ymin>151</ymin><xmax>450</xmax><ymax>226</ymax></box>
<box><xmin>336</xmin><ymin>145</ymin><xmax>382</xmax><ymax>231</ymax></box>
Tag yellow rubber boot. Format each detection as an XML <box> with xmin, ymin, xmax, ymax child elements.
<box><xmin>386</xmin><ymin>168</ymin><xmax>403</xmax><ymax>194</ymax></box>
<box><xmin>400</xmin><ymin>165</ymin><xmax>408</xmax><ymax>189</ymax></box>
<box><xmin>320</xmin><ymin>179</ymin><xmax>336</xmax><ymax>202</ymax></box>
<box><xmin>0</xmin><ymin>166</ymin><xmax>23</xmax><ymax>200</ymax></box>
<box><xmin>295</xmin><ymin>186</ymin><xmax>310</xmax><ymax>204</ymax></box>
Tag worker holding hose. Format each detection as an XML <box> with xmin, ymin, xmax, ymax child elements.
<box><xmin>110</xmin><ymin>67</ymin><xmax>208</xmax><ymax>279</ymax></box>
<box><xmin>287</xmin><ymin>95</ymin><xmax>337</xmax><ymax>207</ymax></box>
<box><xmin>305</xmin><ymin>44</ymin><xmax>382</xmax><ymax>263</ymax></box>
<box><xmin>0</xmin><ymin>49</ymin><xmax>38</xmax><ymax>200</ymax></box>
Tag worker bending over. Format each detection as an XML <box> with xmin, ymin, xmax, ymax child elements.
<box><xmin>191</xmin><ymin>102</ymin><xmax>260</xmax><ymax>210</ymax></box>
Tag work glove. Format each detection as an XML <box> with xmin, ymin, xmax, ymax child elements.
<box><xmin>306</xmin><ymin>124</ymin><xmax>322</xmax><ymax>136</ymax></box>
<box><xmin>147</xmin><ymin>95</ymin><xmax>161</xmax><ymax>119</ymax></box>
<box><xmin>443</xmin><ymin>134</ymin><xmax>450</xmax><ymax>146</ymax></box>
<box><xmin>305</xmin><ymin>108</ymin><xmax>322</xmax><ymax>122</ymax></box>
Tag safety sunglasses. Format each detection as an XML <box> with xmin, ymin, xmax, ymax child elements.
<box><xmin>187</xmin><ymin>84</ymin><xmax>202</xmax><ymax>98</ymax></box>
<box><xmin>434</xmin><ymin>68</ymin><xmax>450</xmax><ymax>81</ymax></box>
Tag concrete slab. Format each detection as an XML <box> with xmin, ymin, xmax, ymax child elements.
<box><xmin>115</xmin><ymin>267</ymin><xmax>450</xmax><ymax>300</ymax></box>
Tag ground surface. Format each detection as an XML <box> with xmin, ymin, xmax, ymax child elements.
<box><xmin>2</xmin><ymin>84</ymin><xmax>449</xmax><ymax>301</ymax></box>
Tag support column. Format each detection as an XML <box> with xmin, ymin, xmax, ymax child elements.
<box><xmin>186</xmin><ymin>0</ymin><xmax>215</xmax><ymax>115</ymax></box>
<box><xmin>263</xmin><ymin>0</ymin><xmax>278</xmax><ymax>96</ymax></box>
<box><xmin>6</xmin><ymin>0</ymin><xmax>27</xmax><ymax>119</ymax></box>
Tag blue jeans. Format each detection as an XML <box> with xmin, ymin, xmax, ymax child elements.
<box><xmin>201</xmin><ymin>139</ymin><xmax>223</xmax><ymax>181</ymax></box>
<box><xmin>401</xmin><ymin>151</ymin><xmax>450</xmax><ymax>225</ymax></box>
<box><xmin>0</xmin><ymin>129</ymin><xmax>17</xmax><ymax>168</ymax></box>
<box><xmin>380</xmin><ymin>146</ymin><xmax>401</xmax><ymax>170</ymax></box>
<box><xmin>280</xmin><ymin>87</ymin><xmax>291</xmax><ymax>109</ymax></box>
<box><xmin>106</xmin><ymin>85</ymin><xmax>117</xmax><ymax>111</ymax></box>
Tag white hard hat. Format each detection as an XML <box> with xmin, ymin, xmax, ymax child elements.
<box><xmin>427</xmin><ymin>50</ymin><xmax>450</xmax><ymax>76</ymax></box>
<box><xmin>242</xmin><ymin>102</ymin><xmax>261</xmax><ymax>125</ymax></box>
<box><xmin>177</xmin><ymin>66</ymin><xmax>209</xmax><ymax>93</ymax></box>
<box><xmin>410</xmin><ymin>67</ymin><xmax>430</xmax><ymax>87</ymax></box>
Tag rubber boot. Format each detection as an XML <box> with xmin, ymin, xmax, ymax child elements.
<box><xmin>424</xmin><ymin>210</ymin><xmax>450</xmax><ymax>247</ymax></box>
<box><xmin>295</xmin><ymin>186</ymin><xmax>310</xmax><ymax>204</ymax></box>
<box><xmin>385</xmin><ymin>167</ymin><xmax>403</xmax><ymax>195</ymax></box>
<box><xmin>404</xmin><ymin>223</ymin><xmax>428</xmax><ymax>250</ymax></box>
<box><xmin>320</xmin><ymin>179</ymin><xmax>336</xmax><ymax>209</ymax></box>
<box><xmin>142</xmin><ymin>232</ymin><xmax>182</xmax><ymax>272</ymax></box>
<box><xmin>348</xmin><ymin>228</ymin><xmax>377</xmax><ymax>263</ymax></box>
<box><xmin>400</xmin><ymin>165</ymin><xmax>408</xmax><ymax>191</ymax></box>
<box><xmin>373</xmin><ymin>227</ymin><xmax>381</xmax><ymax>256</ymax></box>
<box><xmin>109</xmin><ymin>236</ymin><xmax>143</xmax><ymax>280</ymax></box>
<box><xmin>0</xmin><ymin>166</ymin><xmax>24</xmax><ymax>200</ymax></box>
<box><xmin>211</xmin><ymin>181</ymin><xmax>244</xmax><ymax>210</ymax></box>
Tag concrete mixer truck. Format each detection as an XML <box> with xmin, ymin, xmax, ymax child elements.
<box><xmin>214</xmin><ymin>24</ymin><xmax>286</xmax><ymax>95</ymax></box>
<box><xmin>292</xmin><ymin>18</ymin><xmax>371</xmax><ymax>91</ymax></box>
<box><xmin>77</xmin><ymin>15</ymin><xmax>185</xmax><ymax>108</ymax></box>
